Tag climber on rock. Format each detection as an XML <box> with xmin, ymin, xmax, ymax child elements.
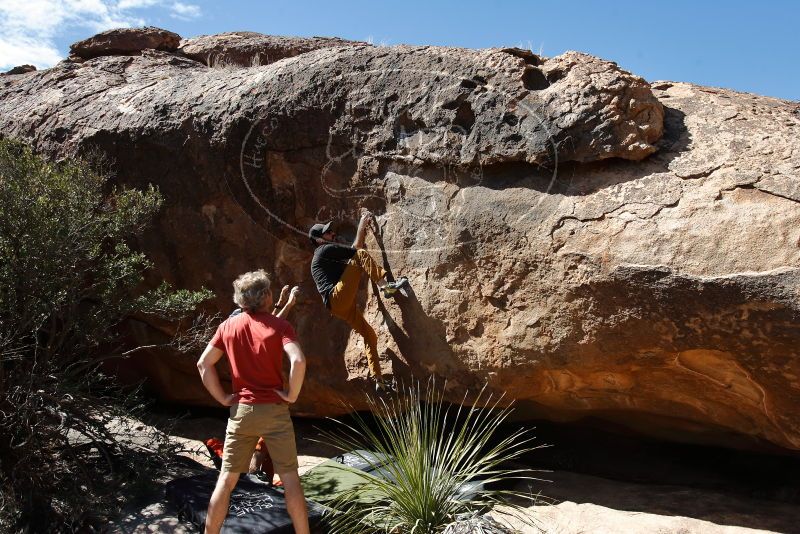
<box><xmin>308</xmin><ymin>211</ymin><xmax>407</xmax><ymax>392</ymax></box>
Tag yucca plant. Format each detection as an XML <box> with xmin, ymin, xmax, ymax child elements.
<box><xmin>316</xmin><ymin>380</ymin><xmax>547</xmax><ymax>533</ymax></box>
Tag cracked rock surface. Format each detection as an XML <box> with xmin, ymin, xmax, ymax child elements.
<box><xmin>0</xmin><ymin>29</ymin><xmax>798</xmax><ymax>451</ymax></box>
<box><xmin>178</xmin><ymin>32</ymin><xmax>367</xmax><ymax>67</ymax></box>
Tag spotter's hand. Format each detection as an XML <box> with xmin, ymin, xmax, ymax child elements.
<box><xmin>287</xmin><ymin>286</ymin><xmax>300</xmax><ymax>305</ymax></box>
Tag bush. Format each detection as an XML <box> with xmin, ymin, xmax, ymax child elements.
<box><xmin>0</xmin><ymin>138</ymin><xmax>211</xmax><ymax>531</ymax></box>
<box><xmin>317</xmin><ymin>381</ymin><xmax>546</xmax><ymax>534</ymax></box>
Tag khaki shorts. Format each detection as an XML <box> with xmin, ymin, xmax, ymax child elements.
<box><xmin>222</xmin><ymin>403</ymin><xmax>299</xmax><ymax>474</ymax></box>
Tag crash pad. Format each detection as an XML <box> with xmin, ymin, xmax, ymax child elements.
<box><xmin>166</xmin><ymin>470</ymin><xmax>324</xmax><ymax>533</ymax></box>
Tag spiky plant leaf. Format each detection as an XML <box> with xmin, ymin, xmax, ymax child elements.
<box><xmin>315</xmin><ymin>380</ymin><xmax>549</xmax><ymax>534</ymax></box>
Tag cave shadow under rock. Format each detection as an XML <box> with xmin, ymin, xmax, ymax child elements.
<box><xmin>509</xmin><ymin>430</ymin><xmax>800</xmax><ymax>532</ymax></box>
<box><xmin>506</xmin><ymin>470</ymin><xmax>800</xmax><ymax>533</ymax></box>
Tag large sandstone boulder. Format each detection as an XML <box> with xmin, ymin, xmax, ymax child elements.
<box><xmin>0</xmin><ymin>30</ymin><xmax>798</xmax><ymax>452</ymax></box>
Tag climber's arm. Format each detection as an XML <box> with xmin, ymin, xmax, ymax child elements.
<box><xmin>353</xmin><ymin>211</ymin><xmax>373</xmax><ymax>249</ymax></box>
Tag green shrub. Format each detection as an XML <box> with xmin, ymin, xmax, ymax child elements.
<box><xmin>0</xmin><ymin>138</ymin><xmax>211</xmax><ymax>531</ymax></box>
<box><xmin>317</xmin><ymin>381</ymin><xmax>546</xmax><ymax>533</ymax></box>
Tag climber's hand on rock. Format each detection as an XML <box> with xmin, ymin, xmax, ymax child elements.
<box><xmin>277</xmin><ymin>285</ymin><xmax>291</xmax><ymax>307</ymax></box>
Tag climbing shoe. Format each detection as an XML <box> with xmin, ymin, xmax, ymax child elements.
<box><xmin>381</xmin><ymin>276</ymin><xmax>409</xmax><ymax>298</ymax></box>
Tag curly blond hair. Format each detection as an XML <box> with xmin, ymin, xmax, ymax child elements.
<box><xmin>232</xmin><ymin>269</ymin><xmax>272</xmax><ymax>311</ymax></box>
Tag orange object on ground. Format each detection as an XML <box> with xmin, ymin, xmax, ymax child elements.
<box><xmin>205</xmin><ymin>438</ymin><xmax>225</xmax><ymax>470</ymax></box>
<box><xmin>254</xmin><ymin>437</ymin><xmax>275</xmax><ymax>478</ymax></box>
<box><xmin>205</xmin><ymin>436</ymin><xmax>277</xmax><ymax>485</ymax></box>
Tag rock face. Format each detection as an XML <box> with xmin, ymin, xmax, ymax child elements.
<box><xmin>178</xmin><ymin>32</ymin><xmax>366</xmax><ymax>67</ymax></box>
<box><xmin>3</xmin><ymin>64</ymin><xmax>36</xmax><ymax>75</ymax></box>
<box><xmin>0</xmin><ymin>30</ymin><xmax>798</xmax><ymax>451</ymax></box>
<box><xmin>69</xmin><ymin>27</ymin><xmax>180</xmax><ymax>59</ymax></box>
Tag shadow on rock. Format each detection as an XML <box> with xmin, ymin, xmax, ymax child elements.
<box><xmin>370</xmin><ymin>227</ymin><xmax>483</xmax><ymax>395</ymax></box>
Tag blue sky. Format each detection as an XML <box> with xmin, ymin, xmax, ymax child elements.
<box><xmin>1</xmin><ymin>0</ymin><xmax>798</xmax><ymax>100</ymax></box>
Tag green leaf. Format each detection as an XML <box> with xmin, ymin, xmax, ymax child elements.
<box><xmin>313</xmin><ymin>380</ymin><xmax>546</xmax><ymax>533</ymax></box>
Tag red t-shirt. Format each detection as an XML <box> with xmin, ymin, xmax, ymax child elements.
<box><xmin>210</xmin><ymin>312</ymin><xmax>297</xmax><ymax>404</ymax></box>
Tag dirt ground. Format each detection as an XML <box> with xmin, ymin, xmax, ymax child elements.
<box><xmin>107</xmin><ymin>415</ymin><xmax>799</xmax><ymax>534</ymax></box>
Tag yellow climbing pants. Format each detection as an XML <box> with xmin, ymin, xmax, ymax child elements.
<box><xmin>329</xmin><ymin>249</ymin><xmax>386</xmax><ymax>379</ymax></box>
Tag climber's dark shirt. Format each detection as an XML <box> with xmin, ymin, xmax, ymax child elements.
<box><xmin>311</xmin><ymin>243</ymin><xmax>357</xmax><ymax>307</ymax></box>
